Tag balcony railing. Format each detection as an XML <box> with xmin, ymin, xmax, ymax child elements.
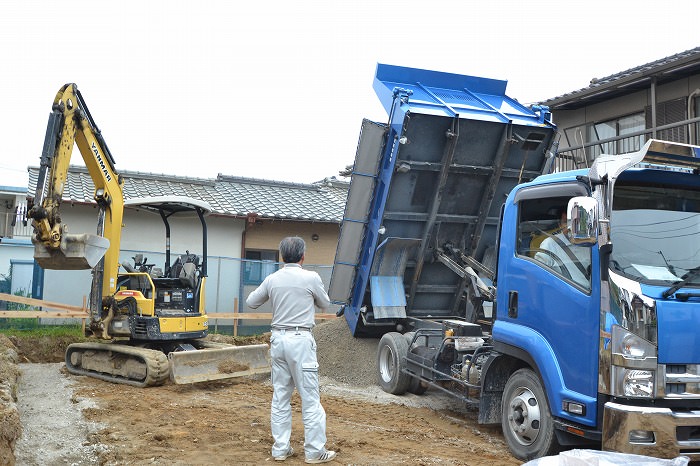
<box><xmin>554</xmin><ymin>117</ymin><xmax>700</xmax><ymax>172</ymax></box>
<box><xmin>1</xmin><ymin>205</ymin><xmax>32</xmax><ymax>239</ymax></box>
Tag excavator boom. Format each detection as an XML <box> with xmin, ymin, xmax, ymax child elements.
<box><xmin>30</xmin><ymin>84</ymin><xmax>121</xmax><ymax>281</ymax></box>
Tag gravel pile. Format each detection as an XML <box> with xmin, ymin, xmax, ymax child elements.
<box><xmin>313</xmin><ymin>317</ymin><xmax>380</xmax><ymax>387</ymax></box>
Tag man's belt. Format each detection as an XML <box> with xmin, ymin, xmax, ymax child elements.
<box><xmin>271</xmin><ymin>326</ymin><xmax>312</xmax><ymax>332</ymax></box>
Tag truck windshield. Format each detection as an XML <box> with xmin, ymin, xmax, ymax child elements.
<box><xmin>610</xmin><ymin>182</ymin><xmax>700</xmax><ymax>286</ymax></box>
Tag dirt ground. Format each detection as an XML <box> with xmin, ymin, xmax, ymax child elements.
<box><xmin>75</xmin><ymin>372</ymin><xmax>517</xmax><ymax>465</ymax></box>
<box><xmin>1</xmin><ymin>319</ymin><xmax>521</xmax><ymax>466</ymax></box>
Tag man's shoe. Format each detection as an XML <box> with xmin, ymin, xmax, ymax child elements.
<box><xmin>305</xmin><ymin>450</ymin><xmax>337</xmax><ymax>464</ymax></box>
<box><xmin>273</xmin><ymin>447</ymin><xmax>294</xmax><ymax>461</ymax></box>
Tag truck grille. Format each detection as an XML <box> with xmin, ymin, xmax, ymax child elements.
<box><xmin>665</xmin><ymin>364</ymin><xmax>700</xmax><ymax>397</ymax></box>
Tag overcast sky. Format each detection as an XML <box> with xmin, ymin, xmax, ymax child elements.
<box><xmin>0</xmin><ymin>0</ymin><xmax>697</xmax><ymax>190</ymax></box>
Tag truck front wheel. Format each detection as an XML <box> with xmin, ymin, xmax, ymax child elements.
<box><xmin>377</xmin><ymin>332</ymin><xmax>410</xmax><ymax>395</ymax></box>
<box><xmin>502</xmin><ymin>368</ymin><xmax>559</xmax><ymax>461</ymax></box>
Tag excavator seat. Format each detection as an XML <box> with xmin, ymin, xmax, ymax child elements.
<box><xmin>168</xmin><ymin>253</ymin><xmax>200</xmax><ymax>288</ymax></box>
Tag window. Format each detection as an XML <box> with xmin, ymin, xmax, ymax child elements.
<box><xmin>613</xmin><ymin>113</ymin><xmax>645</xmax><ymax>153</ymax></box>
<box><xmin>564</xmin><ymin>113</ymin><xmax>645</xmax><ymax>161</ymax></box>
<box><xmin>517</xmin><ymin>196</ymin><xmax>592</xmax><ymax>290</ymax></box>
<box><xmin>243</xmin><ymin>249</ymin><xmax>279</xmax><ymax>285</ymax></box>
<box><xmin>564</xmin><ymin>123</ymin><xmax>596</xmax><ymax>164</ymax></box>
<box><xmin>645</xmin><ymin>97</ymin><xmax>687</xmax><ymax>143</ymax></box>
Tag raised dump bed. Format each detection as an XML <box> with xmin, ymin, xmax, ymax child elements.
<box><xmin>330</xmin><ymin>63</ymin><xmax>557</xmax><ymax>336</ymax></box>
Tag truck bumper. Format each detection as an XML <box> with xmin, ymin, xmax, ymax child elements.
<box><xmin>603</xmin><ymin>401</ymin><xmax>700</xmax><ymax>460</ymax></box>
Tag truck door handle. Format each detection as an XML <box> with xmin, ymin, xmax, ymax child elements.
<box><xmin>508</xmin><ymin>291</ymin><xmax>518</xmax><ymax>318</ymax></box>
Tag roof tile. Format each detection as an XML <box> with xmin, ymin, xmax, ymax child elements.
<box><xmin>27</xmin><ymin>166</ymin><xmax>349</xmax><ymax>223</ymax></box>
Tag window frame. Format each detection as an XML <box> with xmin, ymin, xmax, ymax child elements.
<box><xmin>563</xmin><ymin>111</ymin><xmax>645</xmax><ymax>159</ymax></box>
<box><xmin>513</xmin><ymin>185</ymin><xmax>593</xmax><ymax>293</ymax></box>
<box><xmin>243</xmin><ymin>249</ymin><xmax>279</xmax><ymax>285</ymax></box>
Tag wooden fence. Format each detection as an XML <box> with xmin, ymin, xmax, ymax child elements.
<box><xmin>0</xmin><ymin>292</ymin><xmax>336</xmax><ymax>336</ymax></box>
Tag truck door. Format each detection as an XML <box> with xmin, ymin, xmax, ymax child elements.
<box><xmin>498</xmin><ymin>186</ymin><xmax>600</xmax><ymax>423</ymax></box>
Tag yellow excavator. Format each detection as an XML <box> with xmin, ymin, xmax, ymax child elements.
<box><xmin>27</xmin><ymin>83</ymin><xmax>270</xmax><ymax>387</ymax></box>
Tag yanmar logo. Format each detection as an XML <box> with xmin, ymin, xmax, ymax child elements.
<box><xmin>91</xmin><ymin>142</ymin><xmax>112</xmax><ymax>182</ymax></box>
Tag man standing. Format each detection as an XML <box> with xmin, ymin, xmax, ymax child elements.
<box><xmin>246</xmin><ymin>236</ymin><xmax>336</xmax><ymax>464</ymax></box>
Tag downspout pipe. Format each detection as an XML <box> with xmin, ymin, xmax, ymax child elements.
<box><xmin>688</xmin><ymin>88</ymin><xmax>700</xmax><ymax>145</ymax></box>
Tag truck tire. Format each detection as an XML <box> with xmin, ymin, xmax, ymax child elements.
<box><xmin>408</xmin><ymin>376</ymin><xmax>428</xmax><ymax>395</ymax></box>
<box><xmin>403</xmin><ymin>332</ymin><xmax>428</xmax><ymax>395</ymax></box>
<box><xmin>377</xmin><ymin>332</ymin><xmax>410</xmax><ymax>395</ymax></box>
<box><xmin>501</xmin><ymin>368</ymin><xmax>559</xmax><ymax>461</ymax></box>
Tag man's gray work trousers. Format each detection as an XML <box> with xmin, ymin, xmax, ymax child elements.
<box><xmin>270</xmin><ymin>329</ymin><xmax>327</xmax><ymax>459</ymax></box>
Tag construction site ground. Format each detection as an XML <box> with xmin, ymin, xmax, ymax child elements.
<box><xmin>0</xmin><ymin>318</ymin><xmax>520</xmax><ymax>466</ymax></box>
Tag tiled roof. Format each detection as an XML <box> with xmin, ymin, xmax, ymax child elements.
<box><xmin>27</xmin><ymin>166</ymin><xmax>349</xmax><ymax>223</ymax></box>
<box><xmin>540</xmin><ymin>47</ymin><xmax>700</xmax><ymax>110</ymax></box>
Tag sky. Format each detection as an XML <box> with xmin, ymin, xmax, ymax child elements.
<box><xmin>0</xmin><ymin>0</ymin><xmax>697</xmax><ymax>190</ymax></box>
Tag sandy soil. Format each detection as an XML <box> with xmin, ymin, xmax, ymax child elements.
<box><xmin>4</xmin><ymin>318</ymin><xmax>521</xmax><ymax>465</ymax></box>
<box><xmin>73</xmin><ymin>372</ymin><xmax>519</xmax><ymax>466</ymax></box>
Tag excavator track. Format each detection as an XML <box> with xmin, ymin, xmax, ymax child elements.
<box><xmin>65</xmin><ymin>342</ymin><xmax>171</xmax><ymax>387</ymax></box>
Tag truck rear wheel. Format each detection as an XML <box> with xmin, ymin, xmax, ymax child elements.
<box><xmin>403</xmin><ymin>332</ymin><xmax>428</xmax><ymax>395</ymax></box>
<box><xmin>377</xmin><ymin>332</ymin><xmax>410</xmax><ymax>395</ymax></box>
<box><xmin>502</xmin><ymin>368</ymin><xmax>559</xmax><ymax>461</ymax></box>
<box><xmin>408</xmin><ymin>376</ymin><xmax>428</xmax><ymax>395</ymax></box>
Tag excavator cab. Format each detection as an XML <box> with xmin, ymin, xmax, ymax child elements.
<box><xmin>120</xmin><ymin>196</ymin><xmax>210</xmax><ymax>326</ymax></box>
<box><xmin>98</xmin><ymin>195</ymin><xmax>272</xmax><ymax>385</ymax></box>
<box><xmin>64</xmin><ymin>195</ymin><xmax>271</xmax><ymax>387</ymax></box>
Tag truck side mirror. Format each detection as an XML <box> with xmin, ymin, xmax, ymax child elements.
<box><xmin>567</xmin><ymin>196</ymin><xmax>597</xmax><ymax>246</ymax></box>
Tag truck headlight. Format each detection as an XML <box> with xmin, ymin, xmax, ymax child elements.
<box><xmin>611</xmin><ymin>366</ymin><xmax>656</xmax><ymax>398</ymax></box>
<box><xmin>623</xmin><ymin>369</ymin><xmax>654</xmax><ymax>397</ymax></box>
<box><xmin>610</xmin><ymin>325</ymin><xmax>658</xmax><ymax>398</ymax></box>
<box><xmin>611</xmin><ymin>325</ymin><xmax>656</xmax><ymax>362</ymax></box>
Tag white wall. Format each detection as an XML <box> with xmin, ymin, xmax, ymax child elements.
<box><xmin>0</xmin><ymin>240</ymin><xmax>34</xmax><ymax>278</ymax></box>
<box><xmin>33</xmin><ymin>203</ymin><xmax>246</xmax><ymax>311</ymax></box>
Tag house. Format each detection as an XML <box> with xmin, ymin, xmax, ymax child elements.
<box><xmin>539</xmin><ymin>47</ymin><xmax>700</xmax><ymax>170</ymax></box>
<box><xmin>0</xmin><ymin>185</ymin><xmax>34</xmax><ymax>298</ymax></box>
<box><xmin>1</xmin><ymin>167</ymin><xmax>348</xmax><ymax>332</ymax></box>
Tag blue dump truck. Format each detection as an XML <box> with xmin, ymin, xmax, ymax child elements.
<box><xmin>329</xmin><ymin>63</ymin><xmax>700</xmax><ymax>461</ymax></box>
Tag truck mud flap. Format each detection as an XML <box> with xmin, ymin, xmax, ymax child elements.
<box><xmin>33</xmin><ymin>233</ymin><xmax>110</xmax><ymax>270</ymax></box>
<box><xmin>168</xmin><ymin>342</ymin><xmax>270</xmax><ymax>384</ymax></box>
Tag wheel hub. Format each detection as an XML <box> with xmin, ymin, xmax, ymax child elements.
<box><xmin>378</xmin><ymin>345</ymin><xmax>395</xmax><ymax>383</ymax></box>
<box><xmin>507</xmin><ymin>387</ymin><xmax>541</xmax><ymax>445</ymax></box>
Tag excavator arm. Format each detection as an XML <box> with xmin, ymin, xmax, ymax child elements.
<box><xmin>28</xmin><ymin>84</ymin><xmax>125</xmax><ymax>322</ymax></box>
<box><xmin>27</xmin><ymin>84</ymin><xmax>124</xmax><ymax>338</ymax></box>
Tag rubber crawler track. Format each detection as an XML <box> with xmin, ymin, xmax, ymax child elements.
<box><xmin>65</xmin><ymin>342</ymin><xmax>170</xmax><ymax>387</ymax></box>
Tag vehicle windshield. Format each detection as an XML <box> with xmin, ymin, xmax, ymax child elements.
<box><xmin>610</xmin><ymin>181</ymin><xmax>700</xmax><ymax>286</ymax></box>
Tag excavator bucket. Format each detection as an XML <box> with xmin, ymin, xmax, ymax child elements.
<box><xmin>168</xmin><ymin>342</ymin><xmax>271</xmax><ymax>384</ymax></box>
<box><xmin>33</xmin><ymin>233</ymin><xmax>110</xmax><ymax>270</ymax></box>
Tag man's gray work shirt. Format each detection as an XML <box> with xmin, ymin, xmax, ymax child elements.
<box><xmin>246</xmin><ymin>263</ymin><xmax>331</xmax><ymax>329</ymax></box>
